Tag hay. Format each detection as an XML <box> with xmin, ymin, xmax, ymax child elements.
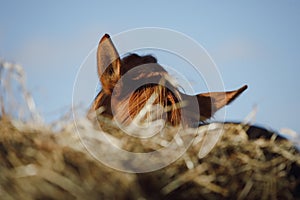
<box><xmin>0</xmin><ymin>116</ymin><xmax>299</xmax><ymax>200</ymax></box>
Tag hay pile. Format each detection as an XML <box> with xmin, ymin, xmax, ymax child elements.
<box><xmin>0</xmin><ymin>115</ymin><xmax>299</xmax><ymax>200</ymax></box>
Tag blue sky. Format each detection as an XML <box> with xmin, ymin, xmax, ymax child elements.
<box><xmin>1</xmin><ymin>1</ymin><xmax>300</xmax><ymax>135</ymax></box>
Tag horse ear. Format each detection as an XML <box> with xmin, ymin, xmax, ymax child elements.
<box><xmin>196</xmin><ymin>85</ymin><xmax>248</xmax><ymax>120</ymax></box>
<box><xmin>97</xmin><ymin>34</ymin><xmax>121</xmax><ymax>94</ymax></box>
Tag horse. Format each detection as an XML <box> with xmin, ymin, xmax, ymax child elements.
<box><xmin>89</xmin><ymin>34</ymin><xmax>247</xmax><ymax>127</ymax></box>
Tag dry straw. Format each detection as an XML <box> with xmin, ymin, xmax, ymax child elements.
<box><xmin>1</xmin><ymin>116</ymin><xmax>300</xmax><ymax>199</ymax></box>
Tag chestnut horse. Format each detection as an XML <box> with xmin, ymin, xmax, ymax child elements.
<box><xmin>89</xmin><ymin>34</ymin><xmax>247</xmax><ymax>127</ymax></box>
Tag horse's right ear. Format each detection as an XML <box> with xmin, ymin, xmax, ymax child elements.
<box><xmin>97</xmin><ymin>34</ymin><xmax>121</xmax><ymax>94</ymax></box>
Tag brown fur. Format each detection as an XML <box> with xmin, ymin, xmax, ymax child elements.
<box><xmin>89</xmin><ymin>34</ymin><xmax>247</xmax><ymax>126</ymax></box>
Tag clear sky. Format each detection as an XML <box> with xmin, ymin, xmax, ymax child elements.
<box><xmin>1</xmin><ymin>1</ymin><xmax>300</xmax><ymax>135</ymax></box>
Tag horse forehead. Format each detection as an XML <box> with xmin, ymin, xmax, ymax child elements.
<box><xmin>121</xmin><ymin>62</ymin><xmax>168</xmax><ymax>80</ymax></box>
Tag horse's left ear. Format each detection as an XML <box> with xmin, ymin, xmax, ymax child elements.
<box><xmin>97</xmin><ymin>34</ymin><xmax>121</xmax><ymax>94</ymax></box>
<box><xmin>196</xmin><ymin>85</ymin><xmax>248</xmax><ymax>120</ymax></box>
